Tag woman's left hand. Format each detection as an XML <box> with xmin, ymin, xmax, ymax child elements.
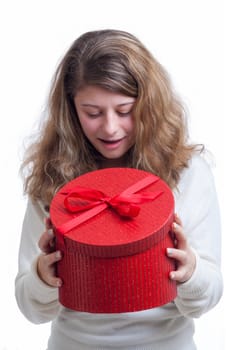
<box><xmin>167</xmin><ymin>214</ymin><xmax>196</xmax><ymax>283</ymax></box>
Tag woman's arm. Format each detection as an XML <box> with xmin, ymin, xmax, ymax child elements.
<box><xmin>171</xmin><ymin>155</ymin><xmax>223</xmax><ymax>318</ymax></box>
<box><xmin>15</xmin><ymin>200</ymin><xmax>61</xmax><ymax>324</ymax></box>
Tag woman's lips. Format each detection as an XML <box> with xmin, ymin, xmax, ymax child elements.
<box><xmin>98</xmin><ymin>138</ymin><xmax>124</xmax><ymax>149</ymax></box>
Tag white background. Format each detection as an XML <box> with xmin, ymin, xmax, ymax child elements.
<box><xmin>0</xmin><ymin>0</ymin><xmax>231</xmax><ymax>349</ymax></box>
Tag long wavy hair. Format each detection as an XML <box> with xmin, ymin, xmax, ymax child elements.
<box><xmin>22</xmin><ymin>29</ymin><xmax>201</xmax><ymax>205</ymax></box>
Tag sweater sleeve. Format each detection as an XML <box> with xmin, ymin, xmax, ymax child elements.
<box><xmin>173</xmin><ymin>155</ymin><xmax>223</xmax><ymax>318</ymax></box>
<box><xmin>15</xmin><ymin>199</ymin><xmax>61</xmax><ymax>324</ymax></box>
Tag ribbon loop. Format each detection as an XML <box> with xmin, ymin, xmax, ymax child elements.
<box><xmin>62</xmin><ymin>187</ymin><xmax>108</xmax><ymax>213</ymax></box>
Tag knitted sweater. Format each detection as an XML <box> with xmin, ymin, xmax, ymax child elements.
<box><xmin>15</xmin><ymin>155</ymin><xmax>223</xmax><ymax>350</ymax></box>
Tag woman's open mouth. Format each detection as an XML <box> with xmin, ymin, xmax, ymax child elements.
<box><xmin>98</xmin><ymin>138</ymin><xmax>124</xmax><ymax>149</ymax></box>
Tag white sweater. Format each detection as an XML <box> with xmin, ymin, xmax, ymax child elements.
<box><xmin>15</xmin><ymin>155</ymin><xmax>223</xmax><ymax>350</ymax></box>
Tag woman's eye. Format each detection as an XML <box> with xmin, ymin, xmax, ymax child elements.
<box><xmin>118</xmin><ymin>111</ymin><xmax>131</xmax><ymax>116</ymax></box>
<box><xmin>87</xmin><ymin>112</ymin><xmax>101</xmax><ymax>117</ymax></box>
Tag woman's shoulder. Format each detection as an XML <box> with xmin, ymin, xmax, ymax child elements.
<box><xmin>25</xmin><ymin>198</ymin><xmax>48</xmax><ymax>223</ymax></box>
<box><xmin>177</xmin><ymin>151</ymin><xmax>216</xmax><ymax>194</ymax></box>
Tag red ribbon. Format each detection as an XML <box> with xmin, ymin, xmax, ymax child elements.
<box><xmin>57</xmin><ymin>175</ymin><xmax>163</xmax><ymax>236</ymax></box>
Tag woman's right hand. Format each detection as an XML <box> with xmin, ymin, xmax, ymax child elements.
<box><xmin>37</xmin><ymin>218</ymin><xmax>63</xmax><ymax>288</ymax></box>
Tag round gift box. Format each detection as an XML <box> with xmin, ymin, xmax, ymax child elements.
<box><xmin>50</xmin><ymin>168</ymin><xmax>177</xmax><ymax>313</ymax></box>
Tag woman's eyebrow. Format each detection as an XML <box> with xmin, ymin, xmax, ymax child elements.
<box><xmin>81</xmin><ymin>102</ymin><xmax>135</xmax><ymax>107</ymax></box>
<box><xmin>117</xmin><ymin>102</ymin><xmax>135</xmax><ymax>107</ymax></box>
<box><xmin>81</xmin><ymin>103</ymin><xmax>99</xmax><ymax>107</ymax></box>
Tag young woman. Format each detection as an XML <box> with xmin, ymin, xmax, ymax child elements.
<box><xmin>15</xmin><ymin>29</ymin><xmax>223</xmax><ymax>350</ymax></box>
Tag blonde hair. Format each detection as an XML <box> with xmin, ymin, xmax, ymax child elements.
<box><xmin>22</xmin><ymin>29</ymin><xmax>201</xmax><ymax>205</ymax></box>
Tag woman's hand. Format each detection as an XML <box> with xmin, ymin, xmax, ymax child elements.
<box><xmin>37</xmin><ymin>217</ymin><xmax>63</xmax><ymax>288</ymax></box>
<box><xmin>167</xmin><ymin>214</ymin><xmax>196</xmax><ymax>283</ymax></box>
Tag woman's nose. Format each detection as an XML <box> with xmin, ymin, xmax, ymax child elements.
<box><xmin>102</xmin><ymin>113</ymin><xmax>118</xmax><ymax>135</ymax></box>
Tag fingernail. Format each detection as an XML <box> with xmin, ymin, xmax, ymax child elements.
<box><xmin>170</xmin><ymin>272</ymin><xmax>175</xmax><ymax>280</ymax></box>
<box><xmin>56</xmin><ymin>280</ymin><xmax>62</xmax><ymax>287</ymax></box>
<box><xmin>167</xmin><ymin>248</ymin><xmax>173</xmax><ymax>256</ymax></box>
<box><xmin>47</xmin><ymin>229</ymin><xmax>54</xmax><ymax>236</ymax></box>
<box><xmin>55</xmin><ymin>251</ymin><xmax>62</xmax><ymax>259</ymax></box>
<box><xmin>173</xmin><ymin>222</ymin><xmax>178</xmax><ymax>231</ymax></box>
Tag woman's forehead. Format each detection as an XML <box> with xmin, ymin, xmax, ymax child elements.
<box><xmin>74</xmin><ymin>85</ymin><xmax>136</xmax><ymax>107</ymax></box>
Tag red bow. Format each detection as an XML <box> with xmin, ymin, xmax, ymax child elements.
<box><xmin>57</xmin><ymin>175</ymin><xmax>163</xmax><ymax>235</ymax></box>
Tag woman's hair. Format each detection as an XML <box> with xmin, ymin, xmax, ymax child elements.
<box><xmin>22</xmin><ymin>29</ymin><xmax>201</xmax><ymax>205</ymax></box>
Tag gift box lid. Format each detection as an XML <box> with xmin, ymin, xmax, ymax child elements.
<box><xmin>50</xmin><ymin>167</ymin><xmax>174</xmax><ymax>258</ymax></box>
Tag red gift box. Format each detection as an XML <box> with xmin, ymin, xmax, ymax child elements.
<box><xmin>50</xmin><ymin>168</ymin><xmax>177</xmax><ymax>313</ymax></box>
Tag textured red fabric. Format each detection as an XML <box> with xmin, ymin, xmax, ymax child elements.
<box><xmin>50</xmin><ymin>168</ymin><xmax>177</xmax><ymax>313</ymax></box>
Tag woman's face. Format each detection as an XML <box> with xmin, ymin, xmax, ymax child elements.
<box><xmin>74</xmin><ymin>85</ymin><xmax>136</xmax><ymax>167</ymax></box>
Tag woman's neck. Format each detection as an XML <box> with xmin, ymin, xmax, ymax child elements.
<box><xmin>99</xmin><ymin>156</ymin><xmax>129</xmax><ymax>169</ymax></box>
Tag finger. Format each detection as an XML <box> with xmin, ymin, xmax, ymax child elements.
<box><xmin>38</xmin><ymin>230</ymin><xmax>55</xmax><ymax>253</ymax></box>
<box><xmin>169</xmin><ymin>267</ymin><xmax>188</xmax><ymax>283</ymax></box>
<box><xmin>45</xmin><ymin>276</ymin><xmax>63</xmax><ymax>288</ymax></box>
<box><xmin>167</xmin><ymin>247</ymin><xmax>187</xmax><ymax>265</ymax></box>
<box><xmin>37</xmin><ymin>252</ymin><xmax>63</xmax><ymax>287</ymax></box>
<box><xmin>172</xmin><ymin>223</ymin><xmax>187</xmax><ymax>249</ymax></box>
<box><xmin>44</xmin><ymin>217</ymin><xmax>53</xmax><ymax>230</ymax></box>
<box><xmin>167</xmin><ymin>247</ymin><xmax>196</xmax><ymax>283</ymax></box>
<box><xmin>174</xmin><ymin>213</ymin><xmax>182</xmax><ymax>226</ymax></box>
<box><xmin>43</xmin><ymin>250</ymin><xmax>62</xmax><ymax>266</ymax></box>
<box><xmin>171</xmin><ymin>215</ymin><xmax>183</xmax><ymax>247</ymax></box>
<box><xmin>49</xmin><ymin>276</ymin><xmax>63</xmax><ymax>288</ymax></box>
